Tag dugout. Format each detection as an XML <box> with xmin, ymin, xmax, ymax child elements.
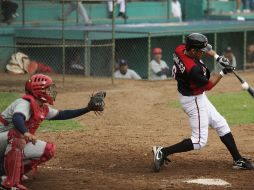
<box><xmin>1</xmin><ymin>1</ymin><xmax>254</xmax><ymax>79</ymax></box>
<box><xmin>6</xmin><ymin>21</ymin><xmax>254</xmax><ymax>79</ymax></box>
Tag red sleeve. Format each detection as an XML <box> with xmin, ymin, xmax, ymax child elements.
<box><xmin>202</xmin><ymin>81</ymin><xmax>214</xmax><ymax>91</ymax></box>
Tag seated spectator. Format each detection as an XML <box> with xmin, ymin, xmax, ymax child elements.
<box><xmin>69</xmin><ymin>53</ymin><xmax>85</xmax><ymax>74</ymax></box>
<box><xmin>171</xmin><ymin>0</ymin><xmax>182</xmax><ymax>22</ymax></box>
<box><xmin>149</xmin><ymin>48</ymin><xmax>170</xmax><ymax>80</ymax></box>
<box><xmin>223</xmin><ymin>46</ymin><xmax>237</xmax><ymax>68</ymax></box>
<box><xmin>114</xmin><ymin>59</ymin><xmax>141</xmax><ymax>79</ymax></box>
<box><xmin>108</xmin><ymin>0</ymin><xmax>128</xmax><ymax>19</ymax></box>
<box><xmin>58</xmin><ymin>0</ymin><xmax>92</xmax><ymax>25</ymax></box>
<box><xmin>246</xmin><ymin>44</ymin><xmax>254</xmax><ymax>69</ymax></box>
<box><xmin>0</xmin><ymin>0</ymin><xmax>18</xmax><ymax>24</ymax></box>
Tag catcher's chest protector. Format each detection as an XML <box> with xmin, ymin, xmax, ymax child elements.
<box><xmin>22</xmin><ymin>95</ymin><xmax>49</xmax><ymax>134</ymax></box>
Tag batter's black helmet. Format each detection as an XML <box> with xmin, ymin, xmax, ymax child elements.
<box><xmin>185</xmin><ymin>33</ymin><xmax>212</xmax><ymax>52</ymax></box>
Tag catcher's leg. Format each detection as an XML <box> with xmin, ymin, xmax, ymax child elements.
<box><xmin>23</xmin><ymin>140</ymin><xmax>56</xmax><ymax>175</ymax></box>
<box><xmin>0</xmin><ymin>131</ymin><xmax>8</xmax><ymax>176</ymax></box>
<box><xmin>1</xmin><ymin>137</ymin><xmax>28</xmax><ymax>190</ymax></box>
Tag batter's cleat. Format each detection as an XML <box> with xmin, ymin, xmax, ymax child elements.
<box><xmin>152</xmin><ymin>146</ymin><xmax>164</xmax><ymax>172</ymax></box>
<box><xmin>233</xmin><ymin>157</ymin><xmax>254</xmax><ymax>170</ymax></box>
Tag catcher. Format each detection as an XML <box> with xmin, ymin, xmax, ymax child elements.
<box><xmin>0</xmin><ymin>74</ymin><xmax>106</xmax><ymax>190</ymax></box>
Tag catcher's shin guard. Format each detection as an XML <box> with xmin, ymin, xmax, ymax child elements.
<box><xmin>2</xmin><ymin>148</ymin><xmax>23</xmax><ymax>188</ymax></box>
<box><xmin>24</xmin><ymin>142</ymin><xmax>56</xmax><ymax>175</ymax></box>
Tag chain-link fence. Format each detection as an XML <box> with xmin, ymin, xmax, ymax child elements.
<box><xmin>1</xmin><ymin>1</ymin><xmax>254</xmax><ymax>82</ymax></box>
<box><xmin>113</xmin><ymin>30</ymin><xmax>254</xmax><ymax>80</ymax></box>
<box><xmin>0</xmin><ymin>0</ymin><xmax>115</xmax><ymax>79</ymax></box>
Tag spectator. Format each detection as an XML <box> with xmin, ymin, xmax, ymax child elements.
<box><xmin>223</xmin><ymin>46</ymin><xmax>237</xmax><ymax>68</ymax></box>
<box><xmin>69</xmin><ymin>53</ymin><xmax>85</xmax><ymax>74</ymax></box>
<box><xmin>58</xmin><ymin>0</ymin><xmax>92</xmax><ymax>25</ymax></box>
<box><xmin>114</xmin><ymin>59</ymin><xmax>141</xmax><ymax>79</ymax></box>
<box><xmin>0</xmin><ymin>0</ymin><xmax>18</xmax><ymax>24</ymax></box>
<box><xmin>149</xmin><ymin>48</ymin><xmax>170</xmax><ymax>80</ymax></box>
<box><xmin>246</xmin><ymin>44</ymin><xmax>254</xmax><ymax>69</ymax></box>
<box><xmin>242</xmin><ymin>0</ymin><xmax>254</xmax><ymax>13</ymax></box>
<box><xmin>236</xmin><ymin>0</ymin><xmax>241</xmax><ymax>13</ymax></box>
<box><xmin>171</xmin><ymin>0</ymin><xmax>182</xmax><ymax>22</ymax></box>
<box><xmin>108</xmin><ymin>0</ymin><xmax>128</xmax><ymax>19</ymax></box>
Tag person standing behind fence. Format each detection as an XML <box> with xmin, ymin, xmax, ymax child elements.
<box><xmin>149</xmin><ymin>48</ymin><xmax>170</xmax><ymax>80</ymax></box>
<box><xmin>108</xmin><ymin>0</ymin><xmax>128</xmax><ymax>19</ymax></box>
<box><xmin>171</xmin><ymin>0</ymin><xmax>182</xmax><ymax>22</ymax></box>
<box><xmin>114</xmin><ymin>59</ymin><xmax>141</xmax><ymax>79</ymax></box>
<box><xmin>242</xmin><ymin>0</ymin><xmax>254</xmax><ymax>13</ymax></box>
<box><xmin>0</xmin><ymin>0</ymin><xmax>18</xmax><ymax>24</ymax></box>
<box><xmin>58</xmin><ymin>0</ymin><xmax>92</xmax><ymax>25</ymax></box>
<box><xmin>236</xmin><ymin>0</ymin><xmax>241</xmax><ymax>13</ymax></box>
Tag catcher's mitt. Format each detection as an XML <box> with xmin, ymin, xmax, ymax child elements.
<box><xmin>88</xmin><ymin>91</ymin><xmax>106</xmax><ymax>115</ymax></box>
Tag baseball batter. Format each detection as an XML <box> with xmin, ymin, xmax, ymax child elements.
<box><xmin>0</xmin><ymin>74</ymin><xmax>105</xmax><ymax>190</ymax></box>
<box><xmin>152</xmin><ymin>33</ymin><xmax>254</xmax><ymax>172</ymax></box>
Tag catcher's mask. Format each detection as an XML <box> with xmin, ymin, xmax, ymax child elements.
<box><xmin>25</xmin><ymin>74</ymin><xmax>57</xmax><ymax>105</ymax></box>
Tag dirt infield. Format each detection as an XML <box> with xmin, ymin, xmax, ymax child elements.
<box><xmin>1</xmin><ymin>72</ymin><xmax>254</xmax><ymax>190</ymax></box>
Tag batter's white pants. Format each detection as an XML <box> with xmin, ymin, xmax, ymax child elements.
<box><xmin>179</xmin><ymin>93</ymin><xmax>231</xmax><ymax>150</ymax></box>
<box><xmin>108</xmin><ymin>0</ymin><xmax>126</xmax><ymax>13</ymax></box>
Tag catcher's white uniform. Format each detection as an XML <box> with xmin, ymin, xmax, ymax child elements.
<box><xmin>0</xmin><ymin>98</ymin><xmax>58</xmax><ymax>173</ymax></box>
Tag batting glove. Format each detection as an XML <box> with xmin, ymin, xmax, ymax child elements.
<box><xmin>222</xmin><ymin>66</ymin><xmax>235</xmax><ymax>74</ymax></box>
<box><xmin>216</xmin><ymin>56</ymin><xmax>230</xmax><ymax>68</ymax></box>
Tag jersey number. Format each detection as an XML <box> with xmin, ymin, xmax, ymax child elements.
<box><xmin>172</xmin><ymin>65</ymin><xmax>177</xmax><ymax>79</ymax></box>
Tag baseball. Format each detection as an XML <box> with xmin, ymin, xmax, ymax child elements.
<box><xmin>241</xmin><ymin>82</ymin><xmax>249</xmax><ymax>90</ymax></box>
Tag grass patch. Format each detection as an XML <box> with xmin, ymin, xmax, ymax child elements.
<box><xmin>169</xmin><ymin>100</ymin><xmax>181</xmax><ymax>108</ymax></box>
<box><xmin>209</xmin><ymin>91</ymin><xmax>254</xmax><ymax>126</ymax></box>
<box><xmin>0</xmin><ymin>92</ymin><xmax>20</xmax><ymax>111</ymax></box>
<box><xmin>0</xmin><ymin>92</ymin><xmax>85</xmax><ymax>132</ymax></box>
<box><xmin>39</xmin><ymin>120</ymin><xmax>85</xmax><ymax>132</ymax></box>
<box><xmin>169</xmin><ymin>91</ymin><xmax>254</xmax><ymax>126</ymax></box>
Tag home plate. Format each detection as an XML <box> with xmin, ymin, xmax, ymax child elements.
<box><xmin>185</xmin><ymin>178</ymin><xmax>231</xmax><ymax>186</ymax></box>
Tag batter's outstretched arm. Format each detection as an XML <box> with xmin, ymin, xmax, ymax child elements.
<box><xmin>208</xmin><ymin>73</ymin><xmax>223</xmax><ymax>88</ymax></box>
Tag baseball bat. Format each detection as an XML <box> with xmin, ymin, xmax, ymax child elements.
<box><xmin>232</xmin><ymin>70</ymin><xmax>254</xmax><ymax>98</ymax></box>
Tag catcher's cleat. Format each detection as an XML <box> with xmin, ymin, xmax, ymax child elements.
<box><xmin>233</xmin><ymin>157</ymin><xmax>254</xmax><ymax>170</ymax></box>
<box><xmin>152</xmin><ymin>146</ymin><xmax>165</xmax><ymax>172</ymax></box>
<box><xmin>0</xmin><ymin>184</ymin><xmax>28</xmax><ymax>190</ymax></box>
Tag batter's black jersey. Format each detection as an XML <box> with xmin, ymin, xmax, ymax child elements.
<box><xmin>172</xmin><ymin>44</ymin><xmax>213</xmax><ymax>96</ymax></box>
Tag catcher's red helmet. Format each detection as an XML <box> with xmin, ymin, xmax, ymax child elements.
<box><xmin>25</xmin><ymin>74</ymin><xmax>57</xmax><ymax>105</ymax></box>
<box><xmin>152</xmin><ymin>48</ymin><xmax>162</xmax><ymax>54</ymax></box>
